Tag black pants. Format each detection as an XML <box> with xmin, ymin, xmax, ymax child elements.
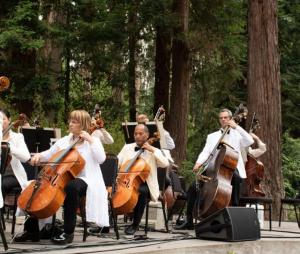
<box><xmin>1</xmin><ymin>175</ymin><xmax>20</xmax><ymax>200</ymax></box>
<box><xmin>185</xmin><ymin>169</ymin><xmax>241</xmax><ymax>223</ymax></box>
<box><xmin>132</xmin><ymin>183</ymin><xmax>150</xmax><ymax>227</ymax></box>
<box><xmin>24</xmin><ymin>178</ymin><xmax>87</xmax><ymax>234</ymax></box>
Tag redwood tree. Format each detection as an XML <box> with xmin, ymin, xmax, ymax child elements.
<box><xmin>168</xmin><ymin>0</ymin><xmax>190</xmax><ymax>164</ymax></box>
<box><xmin>247</xmin><ymin>0</ymin><xmax>283</xmax><ymax>217</ymax></box>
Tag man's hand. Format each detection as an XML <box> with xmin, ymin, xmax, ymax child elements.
<box><xmin>227</xmin><ymin>119</ymin><xmax>238</xmax><ymax>129</ymax></box>
<box><xmin>142</xmin><ymin>142</ymin><xmax>155</xmax><ymax>153</ymax></box>
<box><xmin>193</xmin><ymin>163</ymin><xmax>201</xmax><ymax>173</ymax></box>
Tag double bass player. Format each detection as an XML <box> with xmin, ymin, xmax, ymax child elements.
<box><xmin>175</xmin><ymin>108</ymin><xmax>254</xmax><ymax>230</ymax></box>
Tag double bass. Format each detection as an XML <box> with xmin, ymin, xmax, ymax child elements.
<box><xmin>245</xmin><ymin>113</ymin><xmax>265</xmax><ymax>197</ymax></box>
<box><xmin>195</xmin><ymin>104</ymin><xmax>247</xmax><ymax>218</ymax></box>
<box><xmin>18</xmin><ymin>138</ymin><xmax>85</xmax><ymax>219</ymax></box>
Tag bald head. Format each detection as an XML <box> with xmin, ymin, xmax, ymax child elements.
<box><xmin>134</xmin><ymin>124</ymin><xmax>149</xmax><ymax>146</ymax></box>
<box><xmin>136</xmin><ymin>114</ymin><xmax>149</xmax><ymax>123</ymax></box>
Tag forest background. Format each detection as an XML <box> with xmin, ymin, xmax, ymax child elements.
<box><xmin>0</xmin><ymin>0</ymin><xmax>299</xmax><ymax>217</ymax></box>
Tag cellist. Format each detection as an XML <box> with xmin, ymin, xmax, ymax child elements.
<box><xmin>175</xmin><ymin>108</ymin><xmax>254</xmax><ymax>230</ymax></box>
<box><xmin>15</xmin><ymin>110</ymin><xmax>108</xmax><ymax>244</ymax></box>
<box><xmin>117</xmin><ymin>124</ymin><xmax>169</xmax><ymax>235</ymax></box>
<box><xmin>0</xmin><ymin>109</ymin><xmax>31</xmax><ymax>202</ymax></box>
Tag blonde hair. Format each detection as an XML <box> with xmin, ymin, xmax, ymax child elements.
<box><xmin>69</xmin><ymin>110</ymin><xmax>91</xmax><ymax>132</ymax></box>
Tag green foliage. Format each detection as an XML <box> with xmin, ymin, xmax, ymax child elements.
<box><xmin>0</xmin><ymin>0</ymin><xmax>43</xmax><ymax>50</ymax></box>
<box><xmin>279</xmin><ymin>0</ymin><xmax>300</xmax><ymax>138</ymax></box>
<box><xmin>282</xmin><ymin>133</ymin><xmax>300</xmax><ymax>197</ymax></box>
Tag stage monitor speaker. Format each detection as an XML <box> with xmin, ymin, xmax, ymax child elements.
<box><xmin>195</xmin><ymin>207</ymin><xmax>260</xmax><ymax>242</ymax></box>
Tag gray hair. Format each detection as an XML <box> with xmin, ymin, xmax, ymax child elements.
<box><xmin>219</xmin><ymin>108</ymin><xmax>233</xmax><ymax>118</ymax></box>
<box><xmin>136</xmin><ymin>123</ymin><xmax>149</xmax><ymax>134</ymax></box>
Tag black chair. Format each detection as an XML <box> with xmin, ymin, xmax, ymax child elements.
<box><xmin>1</xmin><ymin>142</ymin><xmax>21</xmax><ymax>235</ymax></box>
<box><xmin>239</xmin><ymin>196</ymin><xmax>273</xmax><ymax>230</ymax></box>
<box><xmin>166</xmin><ymin>172</ymin><xmax>187</xmax><ymax>224</ymax></box>
<box><xmin>100</xmin><ymin>154</ymin><xmax>119</xmax><ymax>239</ymax></box>
<box><xmin>0</xmin><ymin>142</ymin><xmax>9</xmax><ymax>250</ymax></box>
<box><xmin>278</xmin><ymin>195</ymin><xmax>300</xmax><ymax>228</ymax></box>
<box><xmin>76</xmin><ymin>154</ymin><xmax>119</xmax><ymax>241</ymax></box>
<box><xmin>144</xmin><ymin>167</ymin><xmax>169</xmax><ymax>234</ymax></box>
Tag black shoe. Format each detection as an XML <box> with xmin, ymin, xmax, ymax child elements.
<box><xmin>88</xmin><ymin>226</ymin><xmax>109</xmax><ymax>234</ymax></box>
<box><xmin>14</xmin><ymin>231</ymin><xmax>40</xmax><ymax>242</ymax></box>
<box><xmin>51</xmin><ymin>232</ymin><xmax>74</xmax><ymax>244</ymax></box>
<box><xmin>124</xmin><ymin>224</ymin><xmax>138</xmax><ymax>235</ymax></box>
<box><xmin>174</xmin><ymin>221</ymin><xmax>194</xmax><ymax>230</ymax></box>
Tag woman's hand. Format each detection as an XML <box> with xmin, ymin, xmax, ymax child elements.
<box><xmin>79</xmin><ymin>130</ymin><xmax>93</xmax><ymax>143</ymax></box>
<box><xmin>31</xmin><ymin>153</ymin><xmax>42</xmax><ymax>166</ymax></box>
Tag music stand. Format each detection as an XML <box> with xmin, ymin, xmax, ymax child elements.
<box><xmin>20</xmin><ymin>127</ymin><xmax>58</xmax><ymax>180</ymax></box>
<box><xmin>121</xmin><ymin>121</ymin><xmax>161</xmax><ymax>149</ymax></box>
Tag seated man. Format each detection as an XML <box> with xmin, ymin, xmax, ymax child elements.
<box><xmin>136</xmin><ymin>113</ymin><xmax>175</xmax><ymax>188</ymax></box>
<box><xmin>117</xmin><ymin>124</ymin><xmax>169</xmax><ymax>235</ymax></box>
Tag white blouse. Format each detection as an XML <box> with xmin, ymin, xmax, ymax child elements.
<box><xmin>91</xmin><ymin>128</ymin><xmax>114</xmax><ymax>145</ymax></box>
<box><xmin>40</xmin><ymin>134</ymin><xmax>109</xmax><ymax>227</ymax></box>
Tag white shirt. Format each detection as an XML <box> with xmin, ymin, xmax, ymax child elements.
<box><xmin>40</xmin><ymin>134</ymin><xmax>109</xmax><ymax>227</ymax></box>
<box><xmin>248</xmin><ymin>138</ymin><xmax>267</xmax><ymax>158</ymax></box>
<box><xmin>196</xmin><ymin>126</ymin><xmax>254</xmax><ymax>178</ymax></box>
<box><xmin>91</xmin><ymin>128</ymin><xmax>114</xmax><ymax>145</ymax></box>
<box><xmin>117</xmin><ymin>143</ymin><xmax>169</xmax><ymax>201</ymax></box>
<box><xmin>5</xmin><ymin>131</ymin><xmax>31</xmax><ymax>189</ymax></box>
<box><xmin>164</xmin><ymin>130</ymin><xmax>175</xmax><ymax>150</ymax></box>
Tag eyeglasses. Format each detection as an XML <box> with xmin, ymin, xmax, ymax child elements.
<box><xmin>219</xmin><ymin>116</ymin><xmax>230</xmax><ymax>119</ymax></box>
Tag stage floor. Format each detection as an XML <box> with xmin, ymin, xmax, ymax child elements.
<box><xmin>1</xmin><ymin>219</ymin><xmax>300</xmax><ymax>254</ymax></box>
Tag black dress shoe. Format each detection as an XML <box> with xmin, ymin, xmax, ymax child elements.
<box><xmin>124</xmin><ymin>224</ymin><xmax>138</xmax><ymax>235</ymax></box>
<box><xmin>88</xmin><ymin>226</ymin><xmax>110</xmax><ymax>234</ymax></box>
<box><xmin>14</xmin><ymin>231</ymin><xmax>40</xmax><ymax>242</ymax></box>
<box><xmin>174</xmin><ymin>221</ymin><xmax>194</xmax><ymax>230</ymax></box>
<box><xmin>51</xmin><ymin>232</ymin><xmax>74</xmax><ymax>244</ymax></box>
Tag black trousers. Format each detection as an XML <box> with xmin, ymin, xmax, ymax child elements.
<box><xmin>1</xmin><ymin>175</ymin><xmax>20</xmax><ymax>200</ymax></box>
<box><xmin>24</xmin><ymin>178</ymin><xmax>87</xmax><ymax>234</ymax></box>
<box><xmin>185</xmin><ymin>169</ymin><xmax>241</xmax><ymax>223</ymax></box>
<box><xmin>132</xmin><ymin>182</ymin><xmax>150</xmax><ymax>227</ymax></box>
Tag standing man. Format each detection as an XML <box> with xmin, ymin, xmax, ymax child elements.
<box><xmin>175</xmin><ymin>108</ymin><xmax>254</xmax><ymax>230</ymax></box>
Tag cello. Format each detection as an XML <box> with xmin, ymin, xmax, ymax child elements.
<box><xmin>245</xmin><ymin>113</ymin><xmax>265</xmax><ymax>197</ymax></box>
<box><xmin>112</xmin><ymin>134</ymin><xmax>159</xmax><ymax>215</ymax></box>
<box><xmin>195</xmin><ymin>104</ymin><xmax>247</xmax><ymax>218</ymax></box>
<box><xmin>18</xmin><ymin>137</ymin><xmax>85</xmax><ymax>219</ymax></box>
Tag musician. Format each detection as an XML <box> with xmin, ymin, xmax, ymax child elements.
<box><xmin>136</xmin><ymin>114</ymin><xmax>175</xmax><ymax>151</ymax></box>
<box><xmin>0</xmin><ymin>109</ymin><xmax>31</xmax><ymax>200</ymax></box>
<box><xmin>175</xmin><ymin>108</ymin><xmax>254</xmax><ymax>230</ymax></box>
<box><xmin>118</xmin><ymin>124</ymin><xmax>169</xmax><ymax>235</ymax></box>
<box><xmin>248</xmin><ymin>132</ymin><xmax>266</xmax><ymax>158</ymax></box>
<box><xmin>15</xmin><ymin>110</ymin><xmax>109</xmax><ymax>244</ymax></box>
<box><xmin>137</xmin><ymin>113</ymin><xmax>175</xmax><ymax>188</ymax></box>
<box><xmin>91</xmin><ymin>118</ymin><xmax>114</xmax><ymax>145</ymax></box>
<box><xmin>90</xmin><ymin>104</ymin><xmax>114</xmax><ymax>145</ymax></box>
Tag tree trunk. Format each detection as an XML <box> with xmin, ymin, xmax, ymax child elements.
<box><xmin>153</xmin><ymin>25</ymin><xmax>171</xmax><ymax>115</ymax></box>
<box><xmin>247</xmin><ymin>0</ymin><xmax>283</xmax><ymax>218</ymax></box>
<box><xmin>128</xmin><ymin>1</ymin><xmax>139</xmax><ymax>121</ymax></box>
<box><xmin>168</xmin><ymin>0</ymin><xmax>190</xmax><ymax>164</ymax></box>
<box><xmin>40</xmin><ymin>0</ymin><xmax>65</xmax><ymax>121</ymax></box>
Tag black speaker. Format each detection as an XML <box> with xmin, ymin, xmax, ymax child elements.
<box><xmin>195</xmin><ymin>207</ymin><xmax>261</xmax><ymax>241</ymax></box>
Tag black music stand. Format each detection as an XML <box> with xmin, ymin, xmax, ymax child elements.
<box><xmin>121</xmin><ymin>121</ymin><xmax>161</xmax><ymax>149</ymax></box>
<box><xmin>20</xmin><ymin>127</ymin><xmax>56</xmax><ymax>180</ymax></box>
